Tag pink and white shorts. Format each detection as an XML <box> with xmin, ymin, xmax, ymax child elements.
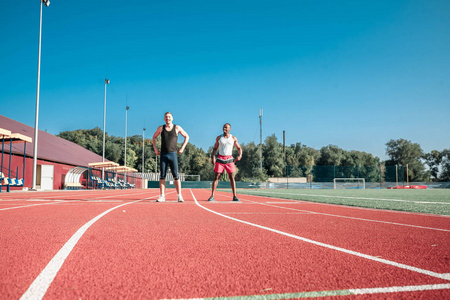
<box><xmin>214</xmin><ymin>155</ymin><xmax>236</xmax><ymax>174</ymax></box>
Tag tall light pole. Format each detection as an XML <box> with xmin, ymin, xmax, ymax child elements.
<box><xmin>32</xmin><ymin>0</ymin><xmax>50</xmax><ymax>190</ymax></box>
<box><xmin>142</xmin><ymin>128</ymin><xmax>146</xmax><ymax>173</ymax></box>
<box><xmin>259</xmin><ymin>108</ymin><xmax>263</xmax><ymax>172</ymax></box>
<box><xmin>124</xmin><ymin>106</ymin><xmax>130</xmax><ymax>168</ymax></box>
<box><xmin>102</xmin><ymin>79</ymin><xmax>110</xmax><ymax>162</ymax></box>
<box><xmin>101</xmin><ymin>79</ymin><xmax>110</xmax><ymax>180</ymax></box>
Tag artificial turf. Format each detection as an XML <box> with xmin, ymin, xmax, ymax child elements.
<box><xmin>232</xmin><ymin>188</ymin><xmax>450</xmax><ymax>216</ymax></box>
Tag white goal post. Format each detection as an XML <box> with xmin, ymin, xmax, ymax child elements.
<box><xmin>183</xmin><ymin>175</ymin><xmax>200</xmax><ymax>181</ymax></box>
<box><xmin>333</xmin><ymin>178</ymin><xmax>365</xmax><ymax>189</ymax></box>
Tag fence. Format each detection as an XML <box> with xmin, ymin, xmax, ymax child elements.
<box><xmin>287</xmin><ymin>165</ymin><xmax>405</xmax><ymax>184</ymax></box>
<box><xmin>144</xmin><ymin>165</ymin><xmax>450</xmax><ymax>189</ymax></box>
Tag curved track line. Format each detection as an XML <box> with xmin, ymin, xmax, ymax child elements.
<box><xmin>0</xmin><ymin>200</ymin><xmax>72</xmax><ymax>211</ymax></box>
<box><xmin>168</xmin><ymin>283</ymin><xmax>450</xmax><ymax>299</ymax></box>
<box><xmin>19</xmin><ymin>198</ymin><xmax>146</xmax><ymax>300</ymax></box>
<box><xmin>239</xmin><ymin>196</ymin><xmax>450</xmax><ymax>233</ymax></box>
<box><xmin>251</xmin><ymin>190</ymin><xmax>450</xmax><ymax>205</ymax></box>
<box><xmin>190</xmin><ymin>189</ymin><xmax>450</xmax><ymax>281</ymax></box>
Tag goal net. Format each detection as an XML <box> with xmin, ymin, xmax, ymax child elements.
<box><xmin>183</xmin><ymin>175</ymin><xmax>200</xmax><ymax>181</ymax></box>
<box><xmin>333</xmin><ymin>178</ymin><xmax>365</xmax><ymax>189</ymax></box>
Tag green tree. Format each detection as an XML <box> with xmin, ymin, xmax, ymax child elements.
<box><xmin>385</xmin><ymin>139</ymin><xmax>427</xmax><ymax>181</ymax></box>
<box><xmin>125</xmin><ymin>148</ymin><xmax>137</xmax><ymax>169</ymax></box>
<box><xmin>423</xmin><ymin>150</ymin><xmax>441</xmax><ymax>181</ymax></box>
<box><xmin>105</xmin><ymin>141</ymin><xmax>122</xmax><ymax>163</ymax></box>
<box><xmin>235</xmin><ymin>142</ymin><xmax>268</xmax><ymax>182</ymax></box>
<box><xmin>263</xmin><ymin>134</ymin><xmax>284</xmax><ymax>177</ymax></box>
<box><xmin>286</xmin><ymin>143</ymin><xmax>320</xmax><ymax>178</ymax></box>
<box><xmin>317</xmin><ymin>145</ymin><xmax>344</xmax><ymax>166</ymax></box>
<box><xmin>440</xmin><ymin>149</ymin><xmax>450</xmax><ymax>181</ymax></box>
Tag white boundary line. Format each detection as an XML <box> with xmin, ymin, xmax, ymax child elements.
<box><xmin>167</xmin><ymin>283</ymin><xmax>450</xmax><ymax>299</ymax></box>
<box><xmin>350</xmin><ymin>283</ymin><xmax>450</xmax><ymax>295</ymax></box>
<box><xmin>213</xmin><ymin>190</ymin><xmax>449</xmax><ymax>232</ymax></box>
<box><xmin>19</xmin><ymin>197</ymin><xmax>150</xmax><ymax>300</ymax></box>
<box><xmin>244</xmin><ymin>198</ymin><xmax>450</xmax><ymax>233</ymax></box>
<box><xmin>213</xmin><ymin>190</ymin><xmax>450</xmax><ymax>232</ymax></box>
<box><xmin>252</xmin><ymin>190</ymin><xmax>450</xmax><ymax>205</ymax></box>
<box><xmin>0</xmin><ymin>200</ymin><xmax>73</xmax><ymax>211</ymax></box>
<box><xmin>0</xmin><ymin>191</ymin><xmax>161</xmax><ymax>211</ymax></box>
<box><xmin>190</xmin><ymin>189</ymin><xmax>450</xmax><ymax>281</ymax></box>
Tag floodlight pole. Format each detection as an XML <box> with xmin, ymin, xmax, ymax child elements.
<box><xmin>259</xmin><ymin>109</ymin><xmax>263</xmax><ymax>172</ymax></box>
<box><xmin>101</xmin><ymin>79</ymin><xmax>109</xmax><ymax>180</ymax></box>
<box><xmin>124</xmin><ymin>106</ymin><xmax>130</xmax><ymax>168</ymax></box>
<box><xmin>124</xmin><ymin>106</ymin><xmax>129</xmax><ymax>182</ymax></box>
<box><xmin>32</xmin><ymin>0</ymin><xmax>50</xmax><ymax>190</ymax></box>
<box><xmin>142</xmin><ymin>128</ymin><xmax>146</xmax><ymax>173</ymax></box>
<box><xmin>142</xmin><ymin>127</ymin><xmax>146</xmax><ymax>188</ymax></box>
<box><xmin>102</xmin><ymin>79</ymin><xmax>110</xmax><ymax>162</ymax></box>
<box><xmin>283</xmin><ymin>130</ymin><xmax>287</xmax><ymax>188</ymax></box>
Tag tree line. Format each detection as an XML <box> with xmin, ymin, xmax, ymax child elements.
<box><xmin>57</xmin><ymin>128</ymin><xmax>450</xmax><ymax>182</ymax></box>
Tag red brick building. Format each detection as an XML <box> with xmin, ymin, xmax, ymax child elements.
<box><xmin>0</xmin><ymin>115</ymin><xmax>140</xmax><ymax>191</ymax></box>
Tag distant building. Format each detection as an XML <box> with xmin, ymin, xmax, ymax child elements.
<box><xmin>0</xmin><ymin>115</ymin><xmax>137</xmax><ymax>191</ymax></box>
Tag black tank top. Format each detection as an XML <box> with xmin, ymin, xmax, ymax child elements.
<box><xmin>161</xmin><ymin>124</ymin><xmax>178</xmax><ymax>153</ymax></box>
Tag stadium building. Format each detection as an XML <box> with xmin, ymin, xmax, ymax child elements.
<box><xmin>0</xmin><ymin>115</ymin><xmax>141</xmax><ymax>192</ymax></box>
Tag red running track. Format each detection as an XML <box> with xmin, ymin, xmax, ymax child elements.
<box><xmin>0</xmin><ymin>189</ymin><xmax>449</xmax><ymax>299</ymax></box>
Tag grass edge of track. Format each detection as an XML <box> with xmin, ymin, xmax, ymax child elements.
<box><xmin>165</xmin><ymin>283</ymin><xmax>450</xmax><ymax>299</ymax></box>
<box><xmin>227</xmin><ymin>189</ymin><xmax>450</xmax><ymax>216</ymax></box>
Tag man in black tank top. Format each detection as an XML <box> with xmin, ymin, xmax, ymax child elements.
<box><xmin>152</xmin><ymin>112</ymin><xmax>189</xmax><ymax>202</ymax></box>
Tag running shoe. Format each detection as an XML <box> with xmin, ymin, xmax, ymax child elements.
<box><xmin>177</xmin><ymin>195</ymin><xmax>184</xmax><ymax>202</ymax></box>
<box><xmin>232</xmin><ymin>196</ymin><xmax>240</xmax><ymax>202</ymax></box>
<box><xmin>208</xmin><ymin>196</ymin><xmax>215</xmax><ymax>201</ymax></box>
<box><xmin>157</xmin><ymin>195</ymin><xmax>166</xmax><ymax>202</ymax></box>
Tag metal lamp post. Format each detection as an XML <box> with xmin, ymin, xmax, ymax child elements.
<box><xmin>124</xmin><ymin>106</ymin><xmax>130</xmax><ymax>183</ymax></box>
<box><xmin>142</xmin><ymin>128</ymin><xmax>146</xmax><ymax>173</ymax></box>
<box><xmin>102</xmin><ymin>79</ymin><xmax>110</xmax><ymax>163</ymax></box>
<box><xmin>32</xmin><ymin>0</ymin><xmax>50</xmax><ymax>190</ymax></box>
<box><xmin>124</xmin><ymin>106</ymin><xmax>130</xmax><ymax>168</ymax></box>
<box><xmin>142</xmin><ymin>127</ymin><xmax>146</xmax><ymax>188</ymax></box>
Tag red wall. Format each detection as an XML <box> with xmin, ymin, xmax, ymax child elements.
<box><xmin>1</xmin><ymin>154</ymin><xmax>73</xmax><ymax>191</ymax></box>
<box><xmin>1</xmin><ymin>154</ymin><xmax>142</xmax><ymax>191</ymax></box>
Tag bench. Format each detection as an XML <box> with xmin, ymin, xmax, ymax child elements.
<box><xmin>64</xmin><ymin>182</ymin><xmax>84</xmax><ymax>190</ymax></box>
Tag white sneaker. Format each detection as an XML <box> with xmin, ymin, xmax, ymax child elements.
<box><xmin>177</xmin><ymin>195</ymin><xmax>184</xmax><ymax>202</ymax></box>
<box><xmin>157</xmin><ymin>195</ymin><xmax>165</xmax><ymax>202</ymax></box>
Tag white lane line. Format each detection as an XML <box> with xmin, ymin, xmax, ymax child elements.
<box><xmin>167</xmin><ymin>283</ymin><xmax>450</xmax><ymax>299</ymax></box>
<box><xmin>90</xmin><ymin>190</ymin><xmax>156</xmax><ymax>199</ymax></box>
<box><xmin>226</xmin><ymin>212</ymin><xmax>309</xmax><ymax>215</ymax></box>
<box><xmin>20</xmin><ymin>197</ymin><xmax>149</xmax><ymax>300</ymax></box>
<box><xmin>246</xmin><ymin>199</ymin><xmax>450</xmax><ymax>233</ymax></box>
<box><xmin>190</xmin><ymin>189</ymin><xmax>450</xmax><ymax>281</ymax></box>
<box><xmin>251</xmin><ymin>190</ymin><xmax>450</xmax><ymax>205</ymax></box>
<box><xmin>0</xmin><ymin>201</ymin><xmax>72</xmax><ymax>211</ymax></box>
<box><xmin>213</xmin><ymin>191</ymin><xmax>449</xmax><ymax>232</ymax></box>
<box><xmin>266</xmin><ymin>201</ymin><xmax>300</xmax><ymax>204</ymax></box>
<box><xmin>350</xmin><ymin>283</ymin><xmax>450</xmax><ymax>295</ymax></box>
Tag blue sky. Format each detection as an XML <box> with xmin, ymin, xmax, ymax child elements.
<box><xmin>1</xmin><ymin>0</ymin><xmax>449</xmax><ymax>160</ymax></box>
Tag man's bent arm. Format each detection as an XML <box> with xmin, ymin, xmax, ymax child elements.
<box><xmin>152</xmin><ymin>126</ymin><xmax>162</xmax><ymax>155</ymax></box>
<box><xmin>234</xmin><ymin>137</ymin><xmax>242</xmax><ymax>162</ymax></box>
<box><xmin>177</xmin><ymin>126</ymin><xmax>189</xmax><ymax>154</ymax></box>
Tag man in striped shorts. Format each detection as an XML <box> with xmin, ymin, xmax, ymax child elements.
<box><xmin>208</xmin><ymin>123</ymin><xmax>242</xmax><ymax>202</ymax></box>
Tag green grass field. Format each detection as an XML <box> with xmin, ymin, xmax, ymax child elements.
<box><xmin>234</xmin><ymin>189</ymin><xmax>450</xmax><ymax>216</ymax></box>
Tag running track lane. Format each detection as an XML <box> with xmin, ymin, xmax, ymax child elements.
<box><xmin>0</xmin><ymin>189</ymin><xmax>159</xmax><ymax>299</ymax></box>
<box><xmin>12</xmin><ymin>189</ymin><xmax>448</xmax><ymax>299</ymax></box>
<box><xmin>206</xmin><ymin>190</ymin><xmax>450</xmax><ymax>274</ymax></box>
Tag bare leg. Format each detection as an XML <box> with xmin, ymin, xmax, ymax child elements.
<box><xmin>210</xmin><ymin>173</ymin><xmax>221</xmax><ymax>197</ymax></box>
<box><xmin>174</xmin><ymin>179</ymin><xmax>181</xmax><ymax>195</ymax></box>
<box><xmin>159</xmin><ymin>179</ymin><xmax>166</xmax><ymax>196</ymax></box>
<box><xmin>228</xmin><ymin>172</ymin><xmax>236</xmax><ymax>197</ymax></box>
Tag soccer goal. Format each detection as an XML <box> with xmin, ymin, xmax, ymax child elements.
<box><xmin>183</xmin><ymin>175</ymin><xmax>200</xmax><ymax>181</ymax></box>
<box><xmin>333</xmin><ymin>178</ymin><xmax>365</xmax><ymax>189</ymax></box>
